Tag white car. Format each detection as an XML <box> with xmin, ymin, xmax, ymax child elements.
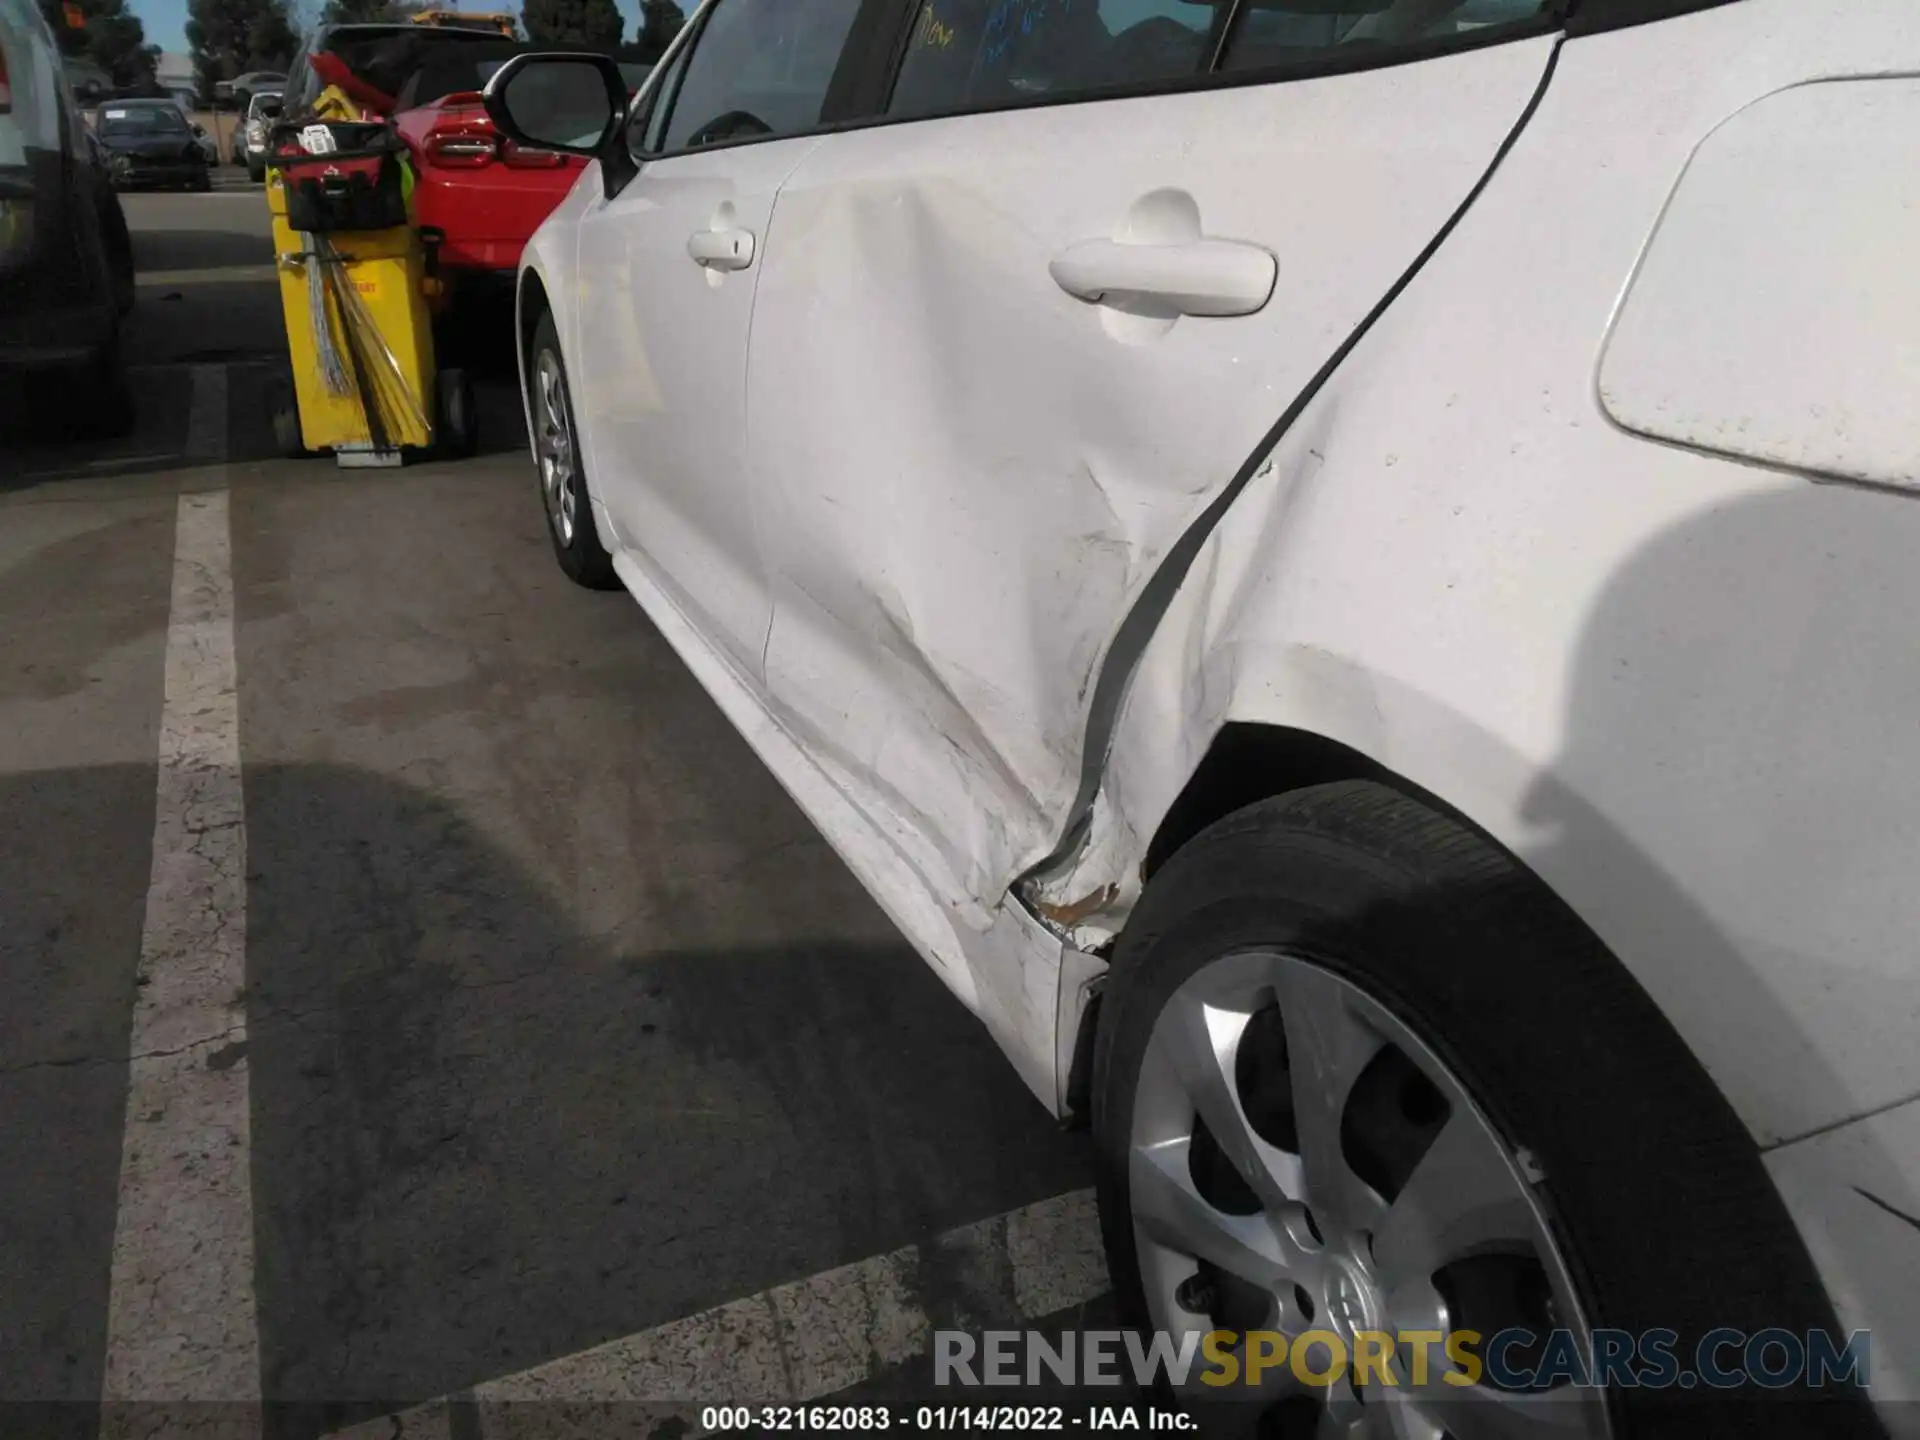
<box><xmin>241</xmin><ymin>88</ymin><xmax>283</xmax><ymax>182</ymax></box>
<box><xmin>484</xmin><ymin>0</ymin><xmax>1917</xmax><ymax>1432</ymax></box>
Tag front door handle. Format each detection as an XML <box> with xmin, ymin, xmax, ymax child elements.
<box><xmin>688</xmin><ymin>226</ymin><xmax>756</xmax><ymax>271</ymax></box>
<box><xmin>1049</xmin><ymin>237</ymin><xmax>1276</xmax><ymax>317</ymax></box>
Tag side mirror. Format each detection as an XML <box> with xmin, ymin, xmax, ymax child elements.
<box><xmin>192</xmin><ymin>122</ymin><xmax>207</xmax><ymax>136</ymax></box>
<box><xmin>261</xmin><ymin>100</ymin><xmax>283</xmax><ymax>119</ymax></box>
<box><xmin>483</xmin><ymin>52</ymin><xmax>633</xmax><ymax>196</ymax></box>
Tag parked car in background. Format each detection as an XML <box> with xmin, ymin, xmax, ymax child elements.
<box><xmin>242</xmin><ymin>88</ymin><xmax>283</xmax><ymax>181</ymax></box>
<box><xmin>94</xmin><ymin>98</ymin><xmax>213</xmax><ymax>190</ymax></box>
<box><xmin>281</xmin><ymin>23</ymin><xmax>649</xmax><ymax>313</ymax></box>
<box><xmin>488</xmin><ymin>0</ymin><xmax>1917</xmax><ymax>1434</ymax></box>
<box><xmin>0</xmin><ymin>0</ymin><xmax>134</xmax><ymax>435</ymax></box>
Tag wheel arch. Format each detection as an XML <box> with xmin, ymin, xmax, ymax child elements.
<box><xmin>1054</xmin><ymin>655</ymin><xmax>1858</xmax><ymax>1157</ymax></box>
<box><xmin>1065</xmin><ymin>719</ymin><xmax>1600</xmax><ymax>1119</ymax></box>
<box><xmin>515</xmin><ymin>265</ymin><xmax>552</xmax><ymax>461</ymax></box>
<box><xmin>516</xmin><ymin>266</ymin><xmax>551</xmax><ymax>368</ymax></box>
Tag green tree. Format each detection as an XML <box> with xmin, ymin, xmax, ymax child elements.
<box><xmin>523</xmin><ymin>0</ymin><xmax>622</xmax><ymax>48</ymax></box>
<box><xmin>186</xmin><ymin>0</ymin><xmax>299</xmax><ymax>99</ymax></box>
<box><xmin>633</xmin><ymin>0</ymin><xmax>683</xmax><ymax>62</ymax></box>
<box><xmin>41</xmin><ymin>0</ymin><xmax>160</xmax><ymax>91</ymax></box>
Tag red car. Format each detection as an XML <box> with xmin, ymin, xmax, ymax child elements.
<box><xmin>391</xmin><ymin>52</ymin><xmax>587</xmax><ymax>295</ymax></box>
<box><xmin>282</xmin><ymin>25</ymin><xmax>651</xmax><ymax>305</ymax></box>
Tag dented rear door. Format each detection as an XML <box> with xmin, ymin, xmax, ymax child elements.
<box><xmin>746</xmin><ymin>22</ymin><xmax>1559</xmax><ymax>915</ymax></box>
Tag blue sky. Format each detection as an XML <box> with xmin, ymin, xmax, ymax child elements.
<box><xmin>134</xmin><ymin>0</ymin><xmax>650</xmax><ymax>58</ymax></box>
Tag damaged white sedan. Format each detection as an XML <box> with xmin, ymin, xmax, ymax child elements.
<box><xmin>486</xmin><ymin>0</ymin><xmax>1918</xmax><ymax>1433</ymax></box>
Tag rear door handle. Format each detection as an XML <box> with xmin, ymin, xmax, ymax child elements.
<box><xmin>688</xmin><ymin>227</ymin><xmax>756</xmax><ymax>271</ymax></box>
<box><xmin>1049</xmin><ymin>237</ymin><xmax>1276</xmax><ymax>317</ymax></box>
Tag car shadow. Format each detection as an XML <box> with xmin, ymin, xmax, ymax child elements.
<box><xmin>0</xmin><ymin>760</ymin><xmax>1091</xmax><ymax>1438</ymax></box>
<box><xmin>0</xmin><ymin>362</ymin><xmax>290</xmax><ymax>489</ymax></box>
<box><xmin>131</xmin><ymin>227</ymin><xmax>276</xmax><ymax>274</ymax></box>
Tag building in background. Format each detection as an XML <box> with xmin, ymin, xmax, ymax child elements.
<box><xmin>156</xmin><ymin>51</ymin><xmax>196</xmax><ymax>107</ymax></box>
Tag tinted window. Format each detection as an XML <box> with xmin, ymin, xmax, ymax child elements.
<box><xmin>888</xmin><ymin>0</ymin><xmax>1223</xmax><ymax>118</ymax></box>
<box><xmin>99</xmin><ymin>106</ymin><xmax>190</xmax><ymax>134</ymax></box>
<box><xmin>631</xmin><ymin>39</ymin><xmax>693</xmax><ymax>157</ymax></box>
<box><xmin>393</xmin><ymin>44</ymin><xmax>520</xmax><ymax>109</ymax></box>
<box><xmin>1219</xmin><ymin>0</ymin><xmax>1552</xmax><ymax>74</ymax></box>
<box><xmin>285</xmin><ymin>40</ymin><xmax>316</xmax><ymax>111</ymax></box>
<box><xmin>654</xmin><ymin>0</ymin><xmax>862</xmax><ymax>152</ymax></box>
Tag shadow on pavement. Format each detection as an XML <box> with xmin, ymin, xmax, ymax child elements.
<box><xmin>241</xmin><ymin>761</ymin><xmax>1090</xmax><ymax>1437</ymax></box>
<box><xmin>0</xmin><ymin>759</ymin><xmax>1092</xmax><ymax>1438</ymax></box>
<box><xmin>0</xmin><ymin>363</ymin><xmax>287</xmax><ymax>490</ymax></box>
<box><xmin>0</xmin><ymin>767</ymin><xmax>157</xmax><ymax>1440</ymax></box>
<box><xmin>131</xmin><ymin>227</ymin><xmax>274</xmax><ymax>274</ymax></box>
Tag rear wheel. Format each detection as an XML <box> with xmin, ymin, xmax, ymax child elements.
<box><xmin>528</xmin><ymin>308</ymin><xmax>619</xmax><ymax>590</ymax></box>
<box><xmin>99</xmin><ymin>193</ymin><xmax>135</xmax><ymax>315</ymax></box>
<box><xmin>1092</xmin><ymin>781</ymin><xmax>1878</xmax><ymax>1439</ymax></box>
<box><xmin>268</xmin><ymin>373</ymin><xmax>307</xmax><ymax>458</ymax></box>
<box><xmin>434</xmin><ymin>367</ymin><xmax>478</xmax><ymax>458</ymax></box>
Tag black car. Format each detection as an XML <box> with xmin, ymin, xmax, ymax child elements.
<box><xmin>94</xmin><ymin>102</ymin><xmax>213</xmax><ymax>192</ymax></box>
<box><xmin>0</xmin><ymin>0</ymin><xmax>136</xmax><ymax>439</ymax></box>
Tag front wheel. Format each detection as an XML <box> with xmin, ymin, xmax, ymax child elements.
<box><xmin>527</xmin><ymin>308</ymin><xmax>619</xmax><ymax>590</ymax></box>
<box><xmin>191</xmin><ymin>165</ymin><xmax>212</xmax><ymax>193</ymax></box>
<box><xmin>1092</xmin><ymin>781</ymin><xmax>1877</xmax><ymax>1440</ymax></box>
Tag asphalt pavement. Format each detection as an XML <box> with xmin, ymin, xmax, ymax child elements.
<box><xmin>0</xmin><ymin>183</ymin><xmax>1100</xmax><ymax>1437</ymax></box>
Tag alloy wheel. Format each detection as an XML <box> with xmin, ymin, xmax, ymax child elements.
<box><xmin>1129</xmin><ymin>949</ymin><xmax>1614</xmax><ymax>1440</ymax></box>
<box><xmin>535</xmin><ymin>348</ymin><xmax>578</xmax><ymax>547</ymax></box>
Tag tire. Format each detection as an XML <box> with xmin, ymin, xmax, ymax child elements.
<box><xmin>268</xmin><ymin>374</ymin><xmax>307</xmax><ymax>458</ymax></box>
<box><xmin>434</xmin><ymin>366</ymin><xmax>478</xmax><ymax>459</ymax></box>
<box><xmin>1091</xmin><ymin>781</ymin><xmax>1879</xmax><ymax>1440</ymax></box>
<box><xmin>247</xmin><ymin>158</ymin><xmax>265</xmax><ymax>185</ymax></box>
<box><xmin>191</xmin><ymin>164</ymin><xmax>212</xmax><ymax>193</ymax></box>
<box><xmin>27</xmin><ymin>318</ymin><xmax>135</xmax><ymax>441</ymax></box>
<box><xmin>526</xmin><ymin>309</ymin><xmax>619</xmax><ymax>590</ymax></box>
<box><xmin>100</xmin><ymin>194</ymin><xmax>136</xmax><ymax>315</ymax></box>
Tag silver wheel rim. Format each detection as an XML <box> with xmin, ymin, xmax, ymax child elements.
<box><xmin>1130</xmin><ymin>950</ymin><xmax>1613</xmax><ymax>1440</ymax></box>
<box><xmin>534</xmin><ymin>349</ymin><xmax>578</xmax><ymax>547</ymax></box>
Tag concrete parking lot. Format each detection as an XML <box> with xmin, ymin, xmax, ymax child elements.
<box><xmin>0</xmin><ymin>188</ymin><xmax>1103</xmax><ymax>1436</ymax></box>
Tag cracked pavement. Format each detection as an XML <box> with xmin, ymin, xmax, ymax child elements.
<box><xmin>0</xmin><ymin>192</ymin><xmax>1093</xmax><ymax>1437</ymax></box>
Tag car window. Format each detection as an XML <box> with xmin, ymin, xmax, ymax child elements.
<box><xmin>630</xmin><ymin>39</ymin><xmax>694</xmax><ymax>158</ymax></box>
<box><xmin>285</xmin><ymin>40</ymin><xmax>315</xmax><ymax>112</ymax></box>
<box><xmin>888</xmin><ymin>0</ymin><xmax>1224</xmax><ymax>118</ymax></box>
<box><xmin>652</xmin><ymin>0</ymin><xmax>863</xmax><ymax>153</ymax></box>
<box><xmin>99</xmin><ymin>106</ymin><xmax>190</xmax><ymax>134</ymax></box>
<box><xmin>391</xmin><ymin>40</ymin><xmax>523</xmax><ymax>109</ymax></box>
<box><xmin>1218</xmin><ymin>0</ymin><xmax>1552</xmax><ymax>74</ymax></box>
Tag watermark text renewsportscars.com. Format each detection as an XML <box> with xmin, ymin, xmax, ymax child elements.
<box><xmin>934</xmin><ymin>1327</ymin><xmax>1872</xmax><ymax>1392</ymax></box>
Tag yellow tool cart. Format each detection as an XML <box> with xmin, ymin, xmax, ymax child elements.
<box><xmin>265</xmin><ymin>117</ymin><xmax>476</xmax><ymax>467</ymax></box>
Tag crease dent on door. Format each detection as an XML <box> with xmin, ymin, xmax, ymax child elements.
<box><xmin>758</xmin><ymin>181</ymin><xmax>1186</xmax><ymax>900</ymax></box>
<box><xmin>1021</xmin><ymin>38</ymin><xmax>1570</xmax><ymax>940</ymax></box>
<box><xmin>751</xmin><ymin>34</ymin><xmax>1566</xmax><ymax>933</ymax></box>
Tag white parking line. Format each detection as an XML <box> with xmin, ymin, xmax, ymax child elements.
<box><xmin>327</xmin><ymin>1189</ymin><xmax>1107</xmax><ymax>1440</ymax></box>
<box><xmin>184</xmin><ymin>363</ymin><xmax>229</xmax><ymax>465</ymax></box>
<box><xmin>100</xmin><ymin>368</ymin><xmax>259</xmax><ymax>1432</ymax></box>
